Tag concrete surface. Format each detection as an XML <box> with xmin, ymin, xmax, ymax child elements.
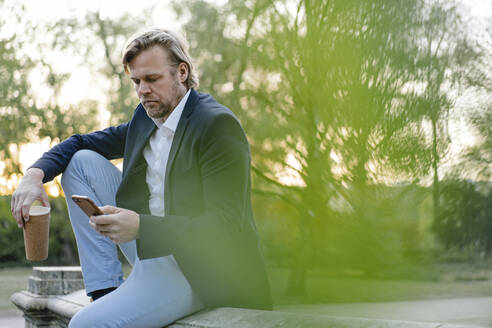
<box><xmin>169</xmin><ymin>307</ymin><xmax>484</xmax><ymax>328</ymax></box>
<box><xmin>28</xmin><ymin>266</ymin><xmax>84</xmax><ymax>296</ymax></box>
<box><xmin>278</xmin><ymin>297</ymin><xmax>492</xmax><ymax>327</ymax></box>
<box><xmin>0</xmin><ymin>309</ymin><xmax>24</xmax><ymax>328</ymax></box>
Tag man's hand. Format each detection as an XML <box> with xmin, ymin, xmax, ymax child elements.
<box><xmin>89</xmin><ymin>206</ymin><xmax>140</xmax><ymax>244</ymax></box>
<box><xmin>11</xmin><ymin>168</ymin><xmax>49</xmax><ymax>228</ymax></box>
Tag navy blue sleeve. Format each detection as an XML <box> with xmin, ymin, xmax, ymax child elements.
<box><xmin>30</xmin><ymin>122</ymin><xmax>129</xmax><ymax>183</ymax></box>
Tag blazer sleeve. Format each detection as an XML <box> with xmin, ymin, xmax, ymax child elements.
<box><xmin>31</xmin><ymin>122</ymin><xmax>129</xmax><ymax>183</ymax></box>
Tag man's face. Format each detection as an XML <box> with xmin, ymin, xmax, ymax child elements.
<box><xmin>128</xmin><ymin>45</ymin><xmax>188</xmax><ymax>120</ymax></box>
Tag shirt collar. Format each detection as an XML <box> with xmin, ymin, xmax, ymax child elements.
<box><xmin>151</xmin><ymin>88</ymin><xmax>191</xmax><ymax>133</ymax></box>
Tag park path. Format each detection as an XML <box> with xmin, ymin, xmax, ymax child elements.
<box><xmin>0</xmin><ymin>309</ymin><xmax>23</xmax><ymax>328</ymax></box>
<box><xmin>278</xmin><ymin>296</ymin><xmax>492</xmax><ymax>327</ymax></box>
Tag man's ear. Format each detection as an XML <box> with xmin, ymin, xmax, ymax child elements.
<box><xmin>178</xmin><ymin>62</ymin><xmax>189</xmax><ymax>84</ymax></box>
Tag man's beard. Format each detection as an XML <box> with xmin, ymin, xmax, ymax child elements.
<box><xmin>142</xmin><ymin>79</ymin><xmax>181</xmax><ymax>119</ymax></box>
<box><xmin>144</xmin><ymin>101</ymin><xmax>173</xmax><ymax>119</ymax></box>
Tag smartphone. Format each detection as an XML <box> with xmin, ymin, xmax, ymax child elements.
<box><xmin>71</xmin><ymin>195</ymin><xmax>103</xmax><ymax>217</ymax></box>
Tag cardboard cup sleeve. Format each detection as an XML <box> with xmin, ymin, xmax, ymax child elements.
<box><xmin>23</xmin><ymin>205</ymin><xmax>51</xmax><ymax>261</ymax></box>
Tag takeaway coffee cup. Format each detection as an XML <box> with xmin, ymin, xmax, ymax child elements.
<box><xmin>23</xmin><ymin>205</ymin><xmax>51</xmax><ymax>261</ymax></box>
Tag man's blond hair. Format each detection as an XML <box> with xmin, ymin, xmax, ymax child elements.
<box><xmin>122</xmin><ymin>29</ymin><xmax>199</xmax><ymax>89</ymax></box>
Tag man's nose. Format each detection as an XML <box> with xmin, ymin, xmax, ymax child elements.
<box><xmin>138</xmin><ymin>81</ymin><xmax>151</xmax><ymax>95</ymax></box>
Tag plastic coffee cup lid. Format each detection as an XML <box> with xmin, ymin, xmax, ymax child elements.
<box><xmin>29</xmin><ymin>205</ymin><xmax>50</xmax><ymax>216</ymax></box>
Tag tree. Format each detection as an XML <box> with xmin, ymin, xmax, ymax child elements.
<box><xmin>465</xmin><ymin>103</ymin><xmax>492</xmax><ymax>181</ymax></box>
<box><xmin>462</xmin><ymin>21</ymin><xmax>492</xmax><ymax>182</ymax></box>
<box><xmin>176</xmin><ymin>0</ymin><xmax>443</xmax><ymax>294</ymax></box>
<box><xmin>433</xmin><ymin>179</ymin><xmax>492</xmax><ymax>255</ymax></box>
<box><xmin>0</xmin><ymin>2</ymin><xmax>100</xmax><ymax>182</ymax></box>
<box><xmin>0</xmin><ymin>3</ymin><xmax>153</xmax><ymax>186</ymax></box>
<box><xmin>0</xmin><ymin>2</ymin><xmax>38</xmax><ymax>177</ymax></box>
<box><xmin>84</xmin><ymin>11</ymin><xmax>144</xmax><ymax>124</ymax></box>
<box><xmin>411</xmin><ymin>1</ymin><xmax>482</xmax><ymax>225</ymax></box>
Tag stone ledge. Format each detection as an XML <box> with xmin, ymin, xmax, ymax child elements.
<box><xmin>11</xmin><ymin>267</ymin><xmax>488</xmax><ymax>328</ymax></box>
<box><xmin>13</xmin><ymin>291</ymin><xmax>484</xmax><ymax>328</ymax></box>
<box><xmin>28</xmin><ymin>266</ymin><xmax>84</xmax><ymax>296</ymax></box>
<box><xmin>168</xmin><ymin>307</ymin><xmax>485</xmax><ymax>328</ymax></box>
<box><xmin>31</xmin><ymin>266</ymin><xmax>83</xmax><ymax>280</ymax></box>
<box><xmin>11</xmin><ymin>289</ymin><xmax>90</xmax><ymax>320</ymax></box>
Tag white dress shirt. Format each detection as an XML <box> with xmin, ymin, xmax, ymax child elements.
<box><xmin>143</xmin><ymin>89</ymin><xmax>191</xmax><ymax>216</ymax></box>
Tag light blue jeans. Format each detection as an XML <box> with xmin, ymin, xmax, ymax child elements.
<box><xmin>61</xmin><ymin>150</ymin><xmax>204</xmax><ymax>327</ymax></box>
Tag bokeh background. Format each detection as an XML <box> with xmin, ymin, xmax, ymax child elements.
<box><xmin>1</xmin><ymin>0</ymin><xmax>491</xmax><ymax>307</ymax></box>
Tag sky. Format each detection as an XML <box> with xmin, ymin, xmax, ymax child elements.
<box><xmin>9</xmin><ymin>0</ymin><xmax>184</xmax><ymax>107</ymax></box>
<box><xmin>1</xmin><ymin>0</ymin><xmax>491</xmax><ymax>194</ymax></box>
<box><xmin>17</xmin><ymin>0</ymin><xmax>177</xmax><ymax>21</ymax></box>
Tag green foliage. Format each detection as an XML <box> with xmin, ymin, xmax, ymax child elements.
<box><xmin>0</xmin><ymin>197</ymin><xmax>25</xmax><ymax>264</ymax></box>
<box><xmin>0</xmin><ymin>2</ymin><xmax>101</xmax><ymax>178</ymax></box>
<box><xmin>0</xmin><ymin>3</ymin><xmax>38</xmax><ymax>176</ymax></box>
<box><xmin>432</xmin><ymin>180</ymin><xmax>492</xmax><ymax>255</ymax></box>
<box><xmin>0</xmin><ymin>4</ymin><xmax>152</xmax><ymax>181</ymax></box>
<box><xmin>254</xmin><ymin>183</ymin><xmax>433</xmax><ymax>278</ymax></box>
<box><xmin>0</xmin><ymin>196</ymin><xmax>78</xmax><ymax>266</ymax></box>
<box><xmin>179</xmin><ymin>0</ymin><xmax>432</xmax><ymax>277</ymax></box>
<box><xmin>84</xmin><ymin>11</ymin><xmax>143</xmax><ymax>124</ymax></box>
<box><xmin>466</xmin><ymin>105</ymin><xmax>492</xmax><ymax>180</ymax></box>
<box><xmin>175</xmin><ymin>0</ymin><xmax>492</xmax><ymax>294</ymax></box>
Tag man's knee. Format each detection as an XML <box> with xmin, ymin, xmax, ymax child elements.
<box><xmin>67</xmin><ymin>149</ymin><xmax>102</xmax><ymax>170</ymax></box>
<box><xmin>68</xmin><ymin>306</ymin><xmax>105</xmax><ymax>328</ymax></box>
<box><xmin>68</xmin><ymin>308</ymin><xmax>90</xmax><ymax>328</ymax></box>
<box><xmin>61</xmin><ymin>150</ymin><xmax>101</xmax><ymax>188</ymax></box>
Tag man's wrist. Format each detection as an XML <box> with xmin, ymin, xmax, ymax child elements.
<box><xmin>26</xmin><ymin>167</ymin><xmax>45</xmax><ymax>180</ymax></box>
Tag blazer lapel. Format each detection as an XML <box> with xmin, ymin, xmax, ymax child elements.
<box><xmin>164</xmin><ymin>89</ymin><xmax>199</xmax><ymax>212</ymax></box>
<box><xmin>123</xmin><ymin>111</ymin><xmax>156</xmax><ymax>179</ymax></box>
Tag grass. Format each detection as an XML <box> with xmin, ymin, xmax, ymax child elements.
<box><xmin>0</xmin><ymin>267</ymin><xmax>31</xmax><ymax>311</ymax></box>
<box><xmin>289</xmin><ymin>276</ymin><xmax>492</xmax><ymax>304</ymax></box>
<box><xmin>269</xmin><ymin>261</ymin><xmax>492</xmax><ymax>305</ymax></box>
<box><xmin>3</xmin><ymin>261</ymin><xmax>492</xmax><ymax>312</ymax></box>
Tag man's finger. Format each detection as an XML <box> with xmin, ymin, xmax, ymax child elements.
<box><xmin>21</xmin><ymin>203</ymin><xmax>31</xmax><ymax>222</ymax></box>
<box><xmin>90</xmin><ymin>214</ymin><xmax>114</xmax><ymax>225</ymax></box>
<box><xmin>19</xmin><ymin>193</ymin><xmax>37</xmax><ymax>223</ymax></box>
<box><xmin>97</xmin><ymin>225</ymin><xmax>112</xmax><ymax>234</ymax></box>
<box><xmin>11</xmin><ymin>207</ymin><xmax>18</xmax><ymax>227</ymax></box>
<box><xmin>40</xmin><ymin>191</ymin><xmax>50</xmax><ymax>208</ymax></box>
<box><xmin>90</xmin><ymin>221</ymin><xmax>111</xmax><ymax>235</ymax></box>
<box><xmin>99</xmin><ymin>205</ymin><xmax>118</xmax><ymax>215</ymax></box>
<box><xmin>14</xmin><ymin>208</ymin><xmax>23</xmax><ymax>228</ymax></box>
<box><xmin>13</xmin><ymin>207</ymin><xmax>22</xmax><ymax>227</ymax></box>
<box><xmin>11</xmin><ymin>194</ymin><xmax>21</xmax><ymax>226</ymax></box>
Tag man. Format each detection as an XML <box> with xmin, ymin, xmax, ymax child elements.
<box><xmin>11</xmin><ymin>29</ymin><xmax>272</xmax><ymax>327</ymax></box>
